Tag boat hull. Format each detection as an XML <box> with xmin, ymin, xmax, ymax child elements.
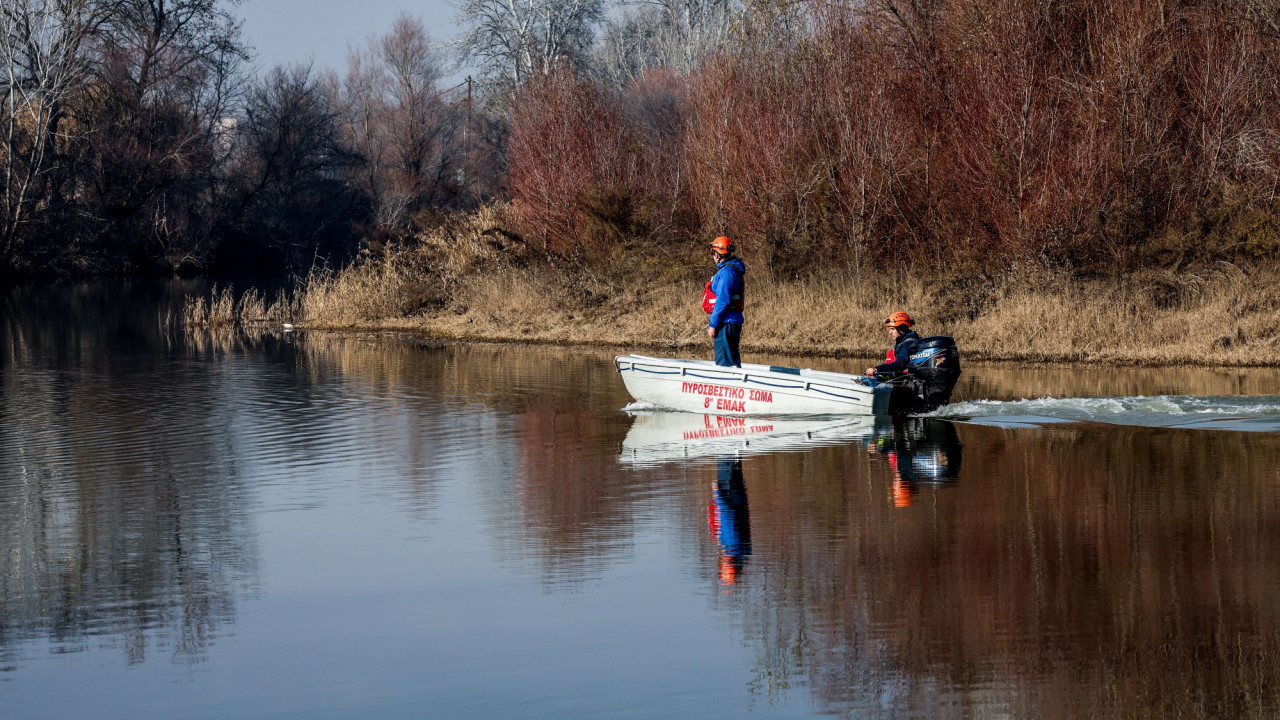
<box><xmin>615</xmin><ymin>355</ymin><xmax>891</xmax><ymax>416</ymax></box>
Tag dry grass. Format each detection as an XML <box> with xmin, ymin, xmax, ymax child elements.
<box><xmin>182</xmin><ymin>285</ymin><xmax>235</xmax><ymax>328</ymax></box>
<box><xmin>297</xmin><ymin>205</ymin><xmax>511</xmax><ymax>326</ymax></box>
<box><xmin>182</xmin><ymin>285</ymin><xmax>299</xmax><ymax>329</ymax></box>
<box><xmin>955</xmin><ymin>265</ymin><xmax>1280</xmax><ymax>365</ymax></box>
<box><xmin>223</xmin><ymin>206</ymin><xmax>1280</xmax><ymax>367</ymax></box>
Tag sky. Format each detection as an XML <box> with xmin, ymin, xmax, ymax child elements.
<box><xmin>237</xmin><ymin>0</ymin><xmax>461</xmax><ymax>74</ymax></box>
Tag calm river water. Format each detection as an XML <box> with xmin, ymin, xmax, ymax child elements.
<box><xmin>4</xmin><ymin>280</ymin><xmax>1280</xmax><ymax>719</ymax></box>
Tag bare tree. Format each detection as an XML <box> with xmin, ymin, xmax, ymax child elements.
<box><xmin>98</xmin><ymin>0</ymin><xmax>242</xmax><ymax>104</ymax></box>
<box><xmin>376</xmin><ymin>15</ymin><xmax>457</xmax><ymax>225</ymax></box>
<box><xmin>0</xmin><ymin>0</ymin><xmax>107</xmax><ymax>269</ymax></box>
<box><xmin>232</xmin><ymin>64</ymin><xmax>361</xmax><ymax>268</ymax></box>
<box><xmin>84</xmin><ymin>0</ymin><xmax>248</xmax><ymax>269</ymax></box>
<box><xmin>598</xmin><ymin>0</ymin><xmax>740</xmax><ymax>86</ymax></box>
<box><xmin>334</xmin><ymin>14</ymin><xmax>461</xmax><ymax>230</ymax></box>
<box><xmin>332</xmin><ymin>46</ymin><xmax>390</xmax><ymax>223</ymax></box>
<box><xmin>1242</xmin><ymin>0</ymin><xmax>1280</xmax><ymax>38</ymax></box>
<box><xmin>454</xmin><ymin>0</ymin><xmax>606</xmax><ymax>95</ymax></box>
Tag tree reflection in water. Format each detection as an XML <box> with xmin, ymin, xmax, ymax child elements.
<box><xmin>732</xmin><ymin>421</ymin><xmax>1280</xmax><ymax>718</ymax></box>
<box><xmin>7</xmin><ymin>281</ymin><xmax>1280</xmax><ymax>719</ymax></box>
<box><xmin>0</xmin><ymin>281</ymin><xmax>258</xmax><ymax>667</ymax></box>
<box><xmin>252</xmin><ymin>336</ymin><xmax>1280</xmax><ymax>718</ymax></box>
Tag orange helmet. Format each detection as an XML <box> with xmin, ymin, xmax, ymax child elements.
<box><xmin>710</xmin><ymin>236</ymin><xmax>735</xmax><ymax>256</ymax></box>
<box><xmin>884</xmin><ymin>311</ymin><xmax>914</xmax><ymax>328</ymax></box>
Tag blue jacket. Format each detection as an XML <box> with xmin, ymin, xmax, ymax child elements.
<box><xmin>708</xmin><ymin>257</ymin><xmax>745</xmax><ymax>329</ymax></box>
<box><xmin>875</xmin><ymin>330</ymin><xmax>921</xmax><ymax>376</ymax></box>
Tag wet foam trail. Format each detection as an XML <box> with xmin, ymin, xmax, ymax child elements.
<box><xmin>932</xmin><ymin>395</ymin><xmax>1280</xmax><ymax>432</ymax></box>
<box><xmin>622</xmin><ymin>401</ymin><xmax>668</xmax><ymax>413</ymax></box>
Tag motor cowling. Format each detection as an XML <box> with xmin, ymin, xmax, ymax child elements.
<box><xmin>906</xmin><ymin>335</ymin><xmax>961</xmax><ymax>411</ymax></box>
<box><xmin>884</xmin><ymin>336</ymin><xmax>961</xmax><ymax>415</ymax></box>
<box><xmin>908</xmin><ymin>336</ymin><xmax>959</xmax><ymax>369</ymax></box>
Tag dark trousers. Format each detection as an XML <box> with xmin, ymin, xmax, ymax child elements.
<box><xmin>714</xmin><ymin>322</ymin><xmax>742</xmax><ymax>367</ymax></box>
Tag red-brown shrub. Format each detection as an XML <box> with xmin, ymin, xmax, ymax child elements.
<box><xmin>506</xmin><ymin>0</ymin><xmax>1280</xmax><ymax>276</ymax></box>
<box><xmin>508</xmin><ymin>72</ymin><xmax>635</xmax><ymax>258</ymax></box>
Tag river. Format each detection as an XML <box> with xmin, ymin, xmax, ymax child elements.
<box><xmin>3</xmin><ymin>280</ymin><xmax>1280</xmax><ymax>718</ymax></box>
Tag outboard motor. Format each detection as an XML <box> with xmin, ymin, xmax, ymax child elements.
<box><xmin>885</xmin><ymin>335</ymin><xmax>962</xmax><ymax>415</ymax></box>
<box><xmin>907</xmin><ymin>335</ymin><xmax>962</xmax><ymax>411</ymax></box>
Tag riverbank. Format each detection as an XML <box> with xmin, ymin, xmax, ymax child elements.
<box><xmin>186</xmin><ymin>208</ymin><xmax>1280</xmax><ymax>368</ymax></box>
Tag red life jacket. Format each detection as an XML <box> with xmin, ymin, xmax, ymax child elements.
<box><xmin>883</xmin><ymin>347</ymin><xmax>910</xmax><ymax>375</ymax></box>
<box><xmin>701</xmin><ymin>280</ymin><xmax>745</xmax><ymax>314</ymax></box>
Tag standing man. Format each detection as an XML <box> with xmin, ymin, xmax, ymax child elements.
<box><xmin>704</xmin><ymin>236</ymin><xmax>745</xmax><ymax>367</ymax></box>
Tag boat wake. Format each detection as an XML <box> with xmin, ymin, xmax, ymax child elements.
<box><xmin>622</xmin><ymin>401</ymin><xmax>668</xmax><ymax>413</ymax></box>
<box><xmin>931</xmin><ymin>395</ymin><xmax>1280</xmax><ymax>432</ymax></box>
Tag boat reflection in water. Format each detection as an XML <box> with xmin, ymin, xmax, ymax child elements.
<box><xmin>869</xmin><ymin>418</ymin><xmax>964</xmax><ymax>507</ymax></box>
<box><xmin>621</xmin><ymin>411</ymin><xmax>964</xmax><ymax>505</ymax></box>
<box><xmin>619</xmin><ymin>412</ymin><xmax>878</xmax><ymax>466</ymax></box>
<box><xmin>623</xmin><ymin>412</ymin><xmax>965</xmax><ymax>586</ymax></box>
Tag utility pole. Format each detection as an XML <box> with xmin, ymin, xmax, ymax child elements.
<box><xmin>462</xmin><ymin>75</ymin><xmax>472</xmax><ymax>196</ymax></box>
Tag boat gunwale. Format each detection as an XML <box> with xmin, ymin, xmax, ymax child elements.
<box><xmin>615</xmin><ymin>354</ymin><xmax>878</xmax><ymax>399</ymax></box>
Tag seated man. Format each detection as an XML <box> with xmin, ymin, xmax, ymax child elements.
<box><xmin>864</xmin><ymin>311</ymin><xmax>920</xmax><ymax>379</ymax></box>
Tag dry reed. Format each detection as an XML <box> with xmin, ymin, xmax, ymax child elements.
<box><xmin>182</xmin><ymin>285</ymin><xmax>300</xmax><ymax>329</ymax></box>
<box><xmin>182</xmin><ymin>285</ymin><xmax>237</xmax><ymax>328</ymax></box>
<box><xmin>283</xmin><ymin>207</ymin><xmax>1280</xmax><ymax>367</ymax></box>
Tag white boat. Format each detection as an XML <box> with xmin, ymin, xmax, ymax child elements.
<box><xmin>619</xmin><ymin>411</ymin><xmax>880</xmax><ymax>466</ymax></box>
<box><xmin>615</xmin><ymin>354</ymin><xmax>892</xmax><ymax>416</ymax></box>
